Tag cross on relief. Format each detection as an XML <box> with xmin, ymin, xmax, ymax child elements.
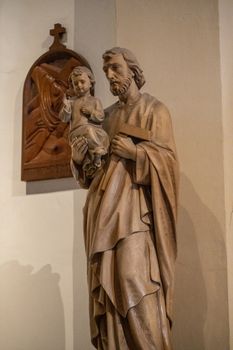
<box><xmin>49</xmin><ymin>23</ymin><xmax>66</xmax><ymax>50</ymax></box>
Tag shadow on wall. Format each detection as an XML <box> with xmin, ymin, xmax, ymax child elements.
<box><xmin>26</xmin><ymin>177</ymin><xmax>77</xmax><ymax>195</ymax></box>
<box><xmin>0</xmin><ymin>261</ymin><xmax>65</xmax><ymax>350</ymax></box>
<box><xmin>172</xmin><ymin>173</ymin><xmax>228</xmax><ymax>350</ymax></box>
<box><xmin>72</xmin><ymin>189</ymin><xmax>94</xmax><ymax>350</ymax></box>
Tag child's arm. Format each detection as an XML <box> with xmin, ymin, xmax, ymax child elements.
<box><xmin>58</xmin><ymin>95</ymin><xmax>72</xmax><ymax>123</ymax></box>
<box><xmin>83</xmin><ymin>97</ymin><xmax>104</xmax><ymax>123</ymax></box>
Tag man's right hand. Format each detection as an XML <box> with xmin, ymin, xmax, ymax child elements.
<box><xmin>71</xmin><ymin>137</ymin><xmax>88</xmax><ymax>164</ymax></box>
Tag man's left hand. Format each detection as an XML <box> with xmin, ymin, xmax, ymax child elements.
<box><xmin>111</xmin><ymin>135</ymin><xmax>136</xmax><ymax>161</ymax></box>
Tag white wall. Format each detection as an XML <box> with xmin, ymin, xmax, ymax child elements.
<box><xmin>115</xmin><ymin>0</ymin><xmax>229</xmax><ymax>349</ymax></box>
<box><xmin>0</xmin><ymin>1</ymin><xmax>116</xmax><ymax>349</ymax></box>
<box><xmin>219</xmin><ymin>0</ymin><xmax>233</xmax><ymax>348</ymax></box>
<box><xmin>0</xmin><ymin>0</ymin><xmax>232</xmax><ymax>349</ymax></box>
<box><xmin>0</xmin><ymin>1</ymin><xmax>75</xmax><ymax>349</ymax></box>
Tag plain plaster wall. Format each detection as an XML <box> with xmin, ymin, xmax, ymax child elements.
<box><xmin>219</xmin><ymin>0</ymin><xmax>233</xmax><ymax>347</ymax></box>
<box><xmin>0</xmin><ymin>0</ymin><xmax>231</xmax><ymax>349</ymax></box>
<box><xmin>0</xmin><ymin>0</ymin><xmax>116</xmax><ymax>349</ymax></box>
<box><xmin>115</xmin><ymin>0</ymin><xmax>229</xmax><ymax>349</ymax></box>
<box><xmin>0</xmin><ymin>1</ymin><xmax>75</xmax><ymax>349</ymax></box>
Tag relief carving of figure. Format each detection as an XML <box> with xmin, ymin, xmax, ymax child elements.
<box><xmin>22</xmin><ymin>23</ymin><xmax>98</xmax><ymax>181</ymax></box>
<box><xmin>24</xmin><ymin>64</ymin><xmax>69</xmax><ymax>164</ymax></box>
<box><xmin>71</xmin><ymin>47</ymin><xmax>179</xmax><ymax>349</ymax></box>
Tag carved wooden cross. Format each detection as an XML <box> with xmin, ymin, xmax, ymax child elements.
<box><xmin>49</xmin><ymin>23</ymin><xmax>66</xmax><ymax>50</ymax></box>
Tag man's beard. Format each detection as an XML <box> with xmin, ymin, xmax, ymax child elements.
<box><xmin>110</xmin><ymin>74</ymin><xmax>132</xmax><ymax>96</ymax></box>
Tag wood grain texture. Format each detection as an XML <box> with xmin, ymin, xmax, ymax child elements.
<box><xmin>21</xmin><ymin>24</ymin><xmax>93</xmax><ymax>181</ymax></box>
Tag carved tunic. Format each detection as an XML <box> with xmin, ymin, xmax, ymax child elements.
<box><xmin>60</xmin><ymin>95</ymin><xmax>109</xmax><ymax>173</ymax></box>
<box><xmin>59</xmin><ymin>95</ymin><xmax>104</xmax><ymax>132</ymax></box>
<box><xmin>72</xmin><ymin>93</ymin><xmax>179</xmax><ymax>349</ymax></box>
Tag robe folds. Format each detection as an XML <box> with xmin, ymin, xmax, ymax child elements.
<box><xmin>72</xmin><ymin>93</ymin><xmax>179</xmax><ymax>349</ymax></box>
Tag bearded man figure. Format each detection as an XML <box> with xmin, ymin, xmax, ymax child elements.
<box><xmin>71</xmin><ymin>47</ymin><xmax>179</xmax><ymax>349</ymax></box>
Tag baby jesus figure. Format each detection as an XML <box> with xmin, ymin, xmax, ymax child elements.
<box><xmin>59</xmin><ymin>66</ymin><xmax>109</xmax><ymax>178</ymax></box>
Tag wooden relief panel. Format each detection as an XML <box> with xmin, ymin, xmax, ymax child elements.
<box><xmin>21</xmin><ymin>24</ymin><xmax>92</xmax><ymax>181</ymax></box>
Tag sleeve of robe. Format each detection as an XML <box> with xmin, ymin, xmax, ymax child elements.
<box><xmin>58</xmin><ymin>97</ymin><xmax>73</xmax><ymax>123</ymax></box>
<box><xmin>133</xmin><ymin>101</ymin><xmax>179</xmax><ymax>325</ymax></box>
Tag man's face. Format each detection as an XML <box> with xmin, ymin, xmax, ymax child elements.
<box><xmin>72</xmin><ymin>72</ymin><xmax>91</xmax><ymax>97</ymax></box>
<box><xmin>103</xmin><ymin>54</ymin><xmax>133</xmax><ymax>96</ymax></box>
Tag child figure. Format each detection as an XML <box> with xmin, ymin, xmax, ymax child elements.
<box><xmin>59</xmin><ymin>66</ymin><xmax>109</xmax><ymax>177</ymax></box>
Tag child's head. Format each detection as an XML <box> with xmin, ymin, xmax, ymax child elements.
<box><xmin>69</xmin><ymin>66</ymin><xmax>95</xmax><ymax>97</ymax></box>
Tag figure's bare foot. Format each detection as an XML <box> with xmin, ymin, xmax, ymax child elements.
<box><xmin>94</xmin><ymin>155</ymin><xmax>102</xmax><ymax>168</ymax></box>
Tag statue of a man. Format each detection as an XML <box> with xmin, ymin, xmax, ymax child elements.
<box><xmin>71</xmin><ymin>47</ymin><xmax>179</xmax><ymax>349</ymax></box>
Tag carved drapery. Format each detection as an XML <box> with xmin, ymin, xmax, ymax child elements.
<box><xmin>22</xmin><ymin>23</ymin><xmax>93</xmax><ymax>181</ymax></box>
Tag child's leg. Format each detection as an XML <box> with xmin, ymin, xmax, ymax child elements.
<box><xmin>93</xmin><ymin>154</ymin><xmax>102</xmax><ymax>167</ymax></box>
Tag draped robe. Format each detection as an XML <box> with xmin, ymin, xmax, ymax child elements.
<box><xmin>72</xmin><ymin>93</ymin><xmax>179</xmax><ymax>349</ymax></box>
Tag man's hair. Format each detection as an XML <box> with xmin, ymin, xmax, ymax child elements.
<box><xmin>102</xmin><ymin>47</ymin><xmax>146</xmax><ymax>90</ymax></box>
<box><xmin>69</xmin><ymin>66</ymin><xmax>95</xmax><ymax>87</ymax></box>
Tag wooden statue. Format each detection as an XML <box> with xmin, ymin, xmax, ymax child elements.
<box><xmin>71</xmin><ymin>47</ymin><xmax>179</xmax><ymax>349</ymax></box>
<box><xmin>59</xmin><ymin>66</ymin><xmax>109</xmax><ymax>179</ymax></box>
<box><xmin>21</xmin><ymin>24</ymin><xmax>92</xmax><ymax>181</ymax></box>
